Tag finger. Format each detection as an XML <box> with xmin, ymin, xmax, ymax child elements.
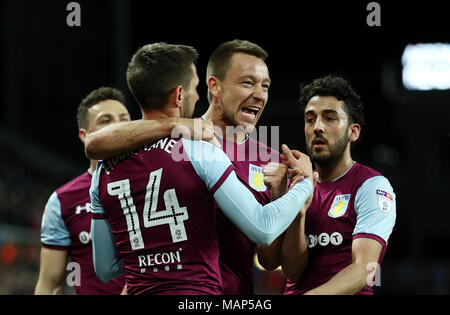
<box><xmin>290</xmin><ymin>150</ymin><xmax>302</xmax><ymax>159</ymax></box>
<box><xmin>280</xmin><ymin>155</ymin><xmax>289</xmax><ymax>164</ymax></box>
<box><xmin>263</xmin><ymin>176</ymin><xmax>275</xmax><ymax>186</ymax></box>
<box><xmin>208</xmin><ymin>136</ymin><xmax>222</xmax><ymax>148</ymax></box>
<box><xmin>263</xmin><ymin>162</ymin><xmax>286</xmax><ymax>171</ymax></box>
<box><xmin>281</xmin><ymin>144</ymin><xmax>297</xmax><ymax>163</ymax></box>
<box><xmin>289</xmin><ymin>176</ymin><xmax>304</xmax><ymax>190</ymax></box>
<box><xmin>263</xmin><ymin>168</ymin><xmax>284</xmax><ymax>176</ymax></box>
<box><xmin>313</xmin><ymin>171</ymin><xmax>319</xmax><ymax>186</ymax></box>
<box><xmin>288</xmin><ymin>167</ymin><xmax>304</xmax><ymax>177</ymax></box>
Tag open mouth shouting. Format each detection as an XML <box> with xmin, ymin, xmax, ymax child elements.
<box><xmin>240</xmin><ymin>105</ymin><xmax>261</xmax><ymax>121</ymax></box>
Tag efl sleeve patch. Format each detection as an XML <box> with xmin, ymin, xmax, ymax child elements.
<box><xmin>376</xmin><ymin>189</ymin><xmax>393</xmax><ymax>213</ymax></box>
<box><xmin>353</xmin><ymin>176</ymin><xmax>397</xmax><ymax>244</ymax></box>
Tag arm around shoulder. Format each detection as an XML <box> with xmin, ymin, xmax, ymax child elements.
<box><xmin>85</xmin><ymin>118</ymin><xmax>184</xmax><ymax>160</ymax></box>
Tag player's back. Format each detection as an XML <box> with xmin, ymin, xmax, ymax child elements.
<box><xmin>96</xmin><ymin>137</ymin><xmax>222</xmax><ymax>295</ymax></box>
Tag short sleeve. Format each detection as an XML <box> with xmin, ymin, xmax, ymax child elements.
<box><xmin>181</xmin><ymin>138</ymin><xmax>234</xmax><ymax>193</ymax></box>
<box><xmin>89</xmin><ymin>161</ymin><xmax>106</xmax><ymax>219</ymax></box>
<box><xmin>41</xmin><ymin>191</ymin><xmax>71</xmax><ymax>248</ymax></box>
<box><xmin>353</xmin><ymin>176</ymin><xmax>397</xmax><ymax>245</ymax></box>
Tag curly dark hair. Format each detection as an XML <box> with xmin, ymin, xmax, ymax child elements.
<box><xmin>299</xmin><ymin>75</ymin><xmax>365</xmax><ymax>128</ymax></box>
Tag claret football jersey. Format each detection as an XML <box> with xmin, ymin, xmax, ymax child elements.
<box><xmin>216</xmin><ymin>134</ymin><xmax>279</xmax><ymax>295</ymax></box>
<box><xmin>284</xmin><ymin>162</ymin><xmax>396</xmax><ymax>295</ymax></box>
<box><xmin>40</xmin><ymin>171</ymin><xmax>126</xmax><ymax>295</ymax></box>
<box><xmin>93</xmin><ymin>137</ymin><xmax>235</xmax><ymax>295</ymax></box>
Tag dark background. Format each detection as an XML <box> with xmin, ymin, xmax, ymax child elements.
<box><xmin>0</xmin><ymin>0</ymin><xmax>449</xmax><ymax>294</ymax></box>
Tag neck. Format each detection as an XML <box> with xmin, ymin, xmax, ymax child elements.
<box><xmin>203</xmin><ymin>103</ymin><xmax>247</xmax><ymax>143</ymax></box>
<box><xmin>89</xmin><ymin>159</ymin><xmax>97</xmax><ymax>174</ymax></box>
<box><xmin>142</xmin><ymin>109</ymin><xmax>174</xmax><ymax>120</ymax></box>
<box><xmin>315</xmin><ymin>150</ymin><xmax>355</xmax><ymax>182</ymax></box>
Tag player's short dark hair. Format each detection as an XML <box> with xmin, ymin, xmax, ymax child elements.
<box><xmin>126</xmin><ymin>42</ymin><xmax>199</xmax><ymax>112</ymax></box>
<box><xmin>77</xmin><ymin>86</ymin><xmax>125</xmax><ymax>130</ymax></box>
<box><xmin>206</xmin><ymin>39</ymin><xmax>268</xmax><ymax>102</ymax></box>
<box><xmin>299</xmin><ymin>75</ymin><xmax>365</xmax><ymax>128</ymax></box>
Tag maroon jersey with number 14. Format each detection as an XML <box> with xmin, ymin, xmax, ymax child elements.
<box><xmin>95</xmin><ymin>138</ymin><xmax>235</xmax><ymax>295</ymax></box>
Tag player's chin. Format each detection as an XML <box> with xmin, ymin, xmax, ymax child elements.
<box><xmin>310</xmin><ymin>151</ymin><xmax>330</xmax><ymax>163</ymax></box>
<box><xmin>236</xmin><ymin>112</ymin><xmax>260</xmax><ymax>130</ymax></box>
<box><xmin>231</xmin><ymin>121</ymin><xmax>253</xmax><ymax>133</ymax></box>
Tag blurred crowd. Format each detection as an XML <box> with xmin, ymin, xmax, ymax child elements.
<box><xmin>0</xmin><ymin>149</ymin><xmax>76</xmax><ymax>294</ymax></box>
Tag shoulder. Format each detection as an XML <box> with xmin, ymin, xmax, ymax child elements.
<box><xmin>56</xmin><ymin>171</ymin><xmax>91</xmax><ymax>196</ymax></box>
<box><xmin>354</xmin><ymin>163</ymin><xmax>393</xmax><ymax>189</ymax></box>
<box><xmin>181</xmin><ymin>138</ymin><xmax>229</xmax><ymax>161</ymax></box>
<box><xmin>353</xmin><ymin>163</ymin><xmax>382</xmax><ymax>181</ymax></box>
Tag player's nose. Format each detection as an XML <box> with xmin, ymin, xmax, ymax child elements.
<box><xmin>313</xmin><ymin>117</ymin><xmax>325</xmax><ymax>133</ymax></box>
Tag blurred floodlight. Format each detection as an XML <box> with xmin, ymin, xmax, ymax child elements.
<box><xmin>402</xmin><ymin>43</ymin><xmax>450</xmax><ymax>90</ymax></box>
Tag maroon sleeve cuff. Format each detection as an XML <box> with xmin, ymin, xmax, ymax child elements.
<box><xmin>41</xmin><ymin>243</ymin><xmax>70</xmax><ymax>251</ymax></box>
<box><xmin>353</xmin><ymin>233</ymin><xmax>387</xmax><ymax>247</ymax></box>
<box><xmin>92</xmin><ymin>213</ymin><xmax>106</xmax><ymax>220</ymax></box>
<box><xmin>211</xmin><ymin>165</ymin><xmax>234</xmax><ymax>195</ymax></box>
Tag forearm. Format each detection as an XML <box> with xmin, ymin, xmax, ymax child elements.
<box><xmin>85</xmin><ymin>118</ymin><xmax>183</xmax><ymax>160</ymax></box>
<box><xmin>214</xmin><ymin>175</ymin><xmax>312</xmax><ymax>246</ymax></box>
<box><xmin>34</xmin><ymin>248</ymin><xmax>67</xmax><ymax>295</ymax></box>
<box><xmin>303</xmin><ymin>262</ymin><xmax>368</xmax><ymax>295</ymax></box>
<box><xmin>281</xmin><ymin>210</ymin><xmax>308</xmax><ymax>281</ymax></box>
<box><xmin>34</xmin><ymin>280</ymin><xmax>62</xmax><ymax>295</ymax></box>
<box><xmin>256</xmin><ymin>234</ymin><xmax>284</xmax><ymax>271</ymax></box>
<box><xmin>91</xmin><ymin>219</ymin><xmax>125</xmax><ymax>282</ymax></box>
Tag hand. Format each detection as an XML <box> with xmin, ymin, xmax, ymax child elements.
<box><xmin>262</xmin><ymin>162</ymin><xmax>288</xmax><ymax>200</ymax></box>
<box><xmin>199</xmin><ymin>120</ymin><xmax>222</xmax><ymax>149</ymax></box>
<box><xmin>172</xmin><ymin>119</ymin><xmax>222</xmax><ymax>148</ymax></box>
<box><xmin>280</xmin><ymin>144</ymin><xmax>313</xmax><ymax>189</ymax></box>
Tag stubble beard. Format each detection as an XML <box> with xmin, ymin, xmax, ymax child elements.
<box><xmin>307</xmin><ymin>130</ymin><xmax>350</xmax><ymax>167</ymax></box>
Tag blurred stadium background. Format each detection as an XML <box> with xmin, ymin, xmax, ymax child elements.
<box><xmin>1</xmin><ymin>1</ymin><xmax>449</xmax><ymax>294</ymax></box>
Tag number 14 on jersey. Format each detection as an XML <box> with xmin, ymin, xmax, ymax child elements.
<box><xmin>107</xmin><ymin>168</ymin><xmax>189</xmax><ymax>250</ymax></box>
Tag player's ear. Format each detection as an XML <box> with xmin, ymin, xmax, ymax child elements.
<box><xmin>172</xmin><ymin>85</ymin><xmax>184</xmax><ymax>108</ymax></box>
<box><xmin>78</xmin><ymin>128</ymin><xmax>88</xmax><ymax>144</ymax></box>
<box><xmin>208</xmin><ymin>76</ymin><xmax>222</xmax><ymax>100</ymax></box>
<box><xmin>348</xmin><ymin>123</ymin><xmax>361</xmax><ymax>143</ymax></box>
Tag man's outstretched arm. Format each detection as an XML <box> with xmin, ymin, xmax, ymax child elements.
<box><xmin>85</xmin><ymin>118</ymin><xmax>218</xmax><ymax>160</ymax></box>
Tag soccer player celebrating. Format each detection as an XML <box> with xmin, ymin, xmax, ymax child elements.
<box><xmin>258</xmin><ymin>75</ymin><xmax>397</xmax><ymax>295</ymax></box>
<box><xmin>89</xmin><ymin>42</ymin><xmax>314</xmax><ymax>295</ymax></box>
<box><xmin>35</xmin><ymin>87</ymin><xmax>129</xmax><ymax>294</ymax></box>
<box><xmin>85</xmin><ymin>40</ymin><xmax>289</xmax><ymax>294</ymax></box>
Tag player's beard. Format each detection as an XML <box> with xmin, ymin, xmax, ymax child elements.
<box><xmin>182</xmin><ymin>96</ymin><xmax>195</xmax><ymax>118</ymax></box>
<box><xmin>307</xmin><ymin>128</ymin><xmax>349</xmax><ymax>167</ymax></box>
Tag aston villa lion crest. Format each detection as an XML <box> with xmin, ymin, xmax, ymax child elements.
<box><xmin>328</xmin><ymin>194</ymin><xmax>351</xmax><ymax>218</ymax></box>
<box><xmin>249</xmin><ymin>164</ymin><xmax>267</xmax><ymax>192</ymax></box>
